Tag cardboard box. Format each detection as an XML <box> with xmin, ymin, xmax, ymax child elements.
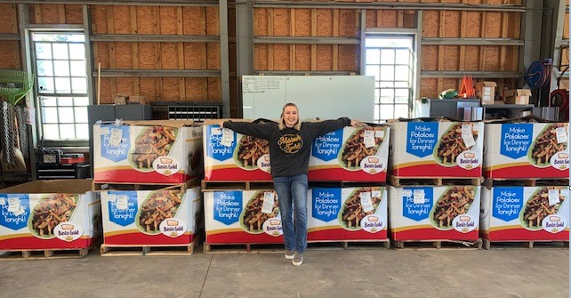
<box><xmin>389</xmin><ymin>186</ymin><xmax>481</xmax><ymax>241</ymax></box>
<box><xmin>94</xmin><ymin>120</ymin><xmax>203</xmax><ymax>183</ymax></box>
<box><xmin>480</xmin><ymin>186</ymin><xmax>569</xmax><ymax>241</ymax></box>
<box><xmin>114</xmin><ymin>94</ymin><xmax>127</xmax><ymax>105</ymax></box>
<box><xmin>504</xmin><ymin>89</ymin><xmax>531</xmax><ymax>105</ymax></box>
<box><xmin>100</xmin><ymin>186</ymin><xmax>201</xmax><ymax>245</ymax></box>
<box><xmin>203</xmin><ymin>119</ymin><xmax>272</xmax><ymax>181</ymax></box>
<box><xmin>204</xmin><ymin>190</ymin><xmax>284</xmax><ymax>244</ymax></box>
<box><xmin>308</xmin><ymin>125</ymin><xmax>390</xmax><ymax>182</ymax></box>
<box><xmin>475</xmin><ymin>81</ymin><xmax>497</xmax><ymax>105</ymax></box>
<box><xmin>388</xmin><ymin>120</ymin><xmax>484</xmax><ymax>178</ymax></box>
<box><xmin>0</xmin><ymin>180</ymin><xmax>101</xmax><ymax>250</ymax></box>
<box><xmin>307</xmin><ymin>187</ymin><xmax>387</xmax><ymax>242</ymax></box>
<box><xmin>483</xmin><ymin>120</ymin><xmax>569</xmax><ymax>178</ymax></box>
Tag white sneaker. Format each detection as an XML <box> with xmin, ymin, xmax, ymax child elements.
<box><xmin>292</xmin><ymin>252</ymin><xmax>303</xmax><ymax>266</ymax></box>
<box><xmin>285</xmin><ymin>250</ymin><xmax>295</xmax><ymax>259</ymax></box>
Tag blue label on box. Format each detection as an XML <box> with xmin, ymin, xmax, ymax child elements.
<box><xmin>312</xmin><ymin>129</ymin><xmax>343</xmax><ymax>161</ymax></box>
<box><xmin>0</xmin><ymin>194</ymin><xmax>30</xmax><ymax>230</ymax></box>
<box><xmin>406</xmin><ymin>122</ymin><xmax>438</xmax><ymax>158</ymax></box>
<box><xmin>213</xmin><ymin>191</ymin><xmax>242</xmax><ymax>225</ymax></box>
<box><xmin>206</xmin><ymin>126</ymin><xmax>236</xmax><ymax>161</ymax></box>
<box><xmin>492</xmin><ymin>187</ymin><xmax>524</xmax><ymax>222</ymax></box>
<box><xmin>100</xmin><ymin>125</ymin><xmax>130</xmax><ymax>162</ymax></box>
<box><xmin>311</xmin><ymin>188</ymin><xmax>342</xmax><ymax>222</ymax></box>
<box><xmin>500</xmin><ymin>124</ymin><xmax>533</xmax><ymax>159</ymax></box>
<box><xmin>107</xmin><ymin>191</ymin><xmax>138</xmax><ymax>227</ymax></box>
<box><xmin>402</xmin><ymin>187</ymin><xmax>433</xmax><ymax>221</ymax></box>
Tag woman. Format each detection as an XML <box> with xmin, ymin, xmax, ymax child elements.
<box><xmin>218</xmin><ymin>103</ymin><xmax>359</xmax><ymax>266</ymax></box>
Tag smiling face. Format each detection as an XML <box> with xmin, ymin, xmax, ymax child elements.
<box><xmin>282</xmin><ymin>104</ymin><xmax>299</xmax><ymax>128</ymax></box>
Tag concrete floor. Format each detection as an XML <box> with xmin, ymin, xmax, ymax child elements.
<box><xmin>0</xmin><ymin>246</ymin><xmax>569</xmax><ymax>298</ymax></box>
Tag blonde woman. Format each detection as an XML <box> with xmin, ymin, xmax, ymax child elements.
<box><xmin>217</xmin><ymin>103</ymin><xmax>359</xmax><ymax>266</ymax></box>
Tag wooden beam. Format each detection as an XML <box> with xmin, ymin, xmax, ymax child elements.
<box><xmin>290</xmin><ymin>8</ymin><xmax>295</xmax><ymax>70</ymax></box>
<box><xmin>58</xmin><ymin>4</ymin><xmax>66</xmax><ymax>23</ymax></box>
<box><xmin>376</xmin><ymin>10</ymin><xmax>383</xmax><ymax>27</ymax></box>
<box><xmin>437</xmin><ymin>10</ymin><xmax>445</xmax><ymax>94</ymax></box>
<box><xmin>34</xmin><ymin>4</ymin><xmax>42</xmax><ymax>23</ymax></box>
<box><xmin>131</xmin><ymin>6</ymin><xmax>140</xmax><ymax>95</ymax></box>
<box><xmin>459</xmin><ymin>0</ymin><xmax>467</xmax><ymax>71</ymax></box>
<box><xmin>177</xmin><ymin>6</ymin><xmax>185</xmax><ymax>100</ymax></box>
<box><xmin>268</xmin><ymin>8</ymin><xmax>274</xmax><ymax>70</ymax></box>
<box><xmin>107</xmin><ymin>6</ymin><xmax>117</xmax><ymax>97</ymax></box>
<box><xmin>479</xmin><ymin>10</ymin><xmax>486</xmax><ymax>71</ymax></box>
<box><xmin>311</xmin><ymin>8</ymin><xmax>317</xmax><ymax>71</ymax></box>
<box><xmin>201</xmin><ymin>6</ymin><xmax>207</xmax><ymax>100</ymax></box>
<box><xmin>398</xmin><ymin>9</ymin><xmax>404</xmax><ymax>27</ymax></box>
<box><xmin>333</xmin><ymin>9</ymin><xmax>339</xmax><ymax>71</ymax></box>
<box><xmin>155</xmin><ymin>6</ymin><xmax>162</xmax><ymax>99</ymax></box>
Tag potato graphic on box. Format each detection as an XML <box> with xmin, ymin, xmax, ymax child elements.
<box><xmin>339</xmin><ymin>127</ymin><xmax>385</xmax><ymax>171</ymax></box>
<box><xmin>29</xmin><ymin>193</ymin><xmax>79</xmax><ymax>239</ymax></box>
<box><xmin>434</xmin><ymin>123</ymin><xmax>478</xmax><ymax>166</ymax></box>
<box><xmin>136</xmin><ymin>190</ymin><xmax>183</xmax><ymax>235</ymax></box>
<box><xmin>528</xmin><ymin>124</ymin><xmax>567</xmax><ymax>168</ymax></box>
<box><xmin>129</xmin><ymin>126</ymin><xmax>179</xmax><ymax>172</ymax></box>
<box><xmin>520</xmin><ymin>187</ymin><xmax>564</xmax><ymax>230</ymax></box>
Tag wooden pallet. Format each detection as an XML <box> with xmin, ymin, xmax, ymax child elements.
<box><xmin>390</xmin><ymin>176</ymin><xmax>483</xmax><ymax>187</ymax></box>
<box><xmin>93</xmin><ymin>178</ymin><xmax>199</xmax><ymax>192</ymax></box>
<box><xmin>308</xmin><ymin>240</ymin><xmax>391</xmax><ymax>250</ymax></box>
<box><xmin>483</xmin><ymin>178</ymin><xmax>569</xmax><ymax>188</ymax></box>
<box><xmin>201</xmin><ymin>180</ymin><xmax>274</xmax><ymax>191</ymax></box>
<box><xmin>100</xmin><ymin>240</ymin><xmax>199</xmax><ymax>256</ymax></box>
<box><xmin>393</xmin><ymin>239</ymin><xmax>483</xmax><ymax>250</ymax></box>
<box><xmin>0</xmin><ymin>246</ymin><xmax>94</xmax><ymax>260</ymax></box>
<box><xmin>483</xmin><ymin>239</ymin><xmax>569</xmax><ymax>250</ymax></box>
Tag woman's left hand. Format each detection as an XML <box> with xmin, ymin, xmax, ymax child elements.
<box><xmin>350</xmin><ymin>119</ymin><xmax>365</xmax><ymax>127</ymax></box>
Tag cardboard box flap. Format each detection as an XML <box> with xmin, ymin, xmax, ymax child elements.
<box><xmin>203</xmin><ymin>118</ymin><xmax>256</xmax><ymax>125</ymax></box>
<box><xmin>97</xmin><ymin>119</ymin><xmax>199</xmax><ymax>127</ymax></box>
<box><xmin>487</xmin><ymin>115</ymin><xmax>554</xmax><ymax>124</ymax></box>
<box><xmin>0</xmin><ymin>179</ymin><xmax>93</xmax><ymax>194</ymax></box>
<box><xmin>505</xmin><ymin>89</ymin><xmax>532</xmax><ymax>97</ymax></box>
<box><xmin>395</xmin><ymin>116</ymin><xmax>462</xmax><ymax>122</ymax></box>
<box><xmin>476</xmin><ymin>81</ymin><xmax>497</xmax><ymax>87</ymax></box>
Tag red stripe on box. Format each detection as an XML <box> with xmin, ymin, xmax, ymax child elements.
<box><xmin>95</xmin><ymin>169</ymin><xmax>190</xmax><ymax>183</ymax></box>
<box><xmin>103</xmin><ymin>232</ymin><xmax>194</xmax><ymax>245</ymax></box>
<box><xmin>308</xmin><ymin>228</ymin><xmax>387</xmax><ymax>241</ymax></box>
<box><xmin>390</xmin><ymin>227</ymin><xmax>479</xmax><ymax>241</ymax></box>
<box><xmin>204</xmin><ymin>168</ymin><xmax>273</xmax><ymax>181</ymax></box>
<box><xmin>485</xmin><ymin>228</ymin><xmax>569</xmax><ymax>241</ymax></box>
<box><xmin>0</xmin><ymin>237</ymin><xmax>96</xmax><ymax>250</ymax></box>
<box><xmin>391</xmin><ymin>164</ymin><xmax>481</xmax><ymax>177</ymax></box>
<box><xmin>484</xmin><ymin>165</ymin><xmax>568</xmax><ymax>179</ymax></box>
<box><xmin>308</xmin><ymin>169</ymin><xmax>387</xmax><ymax>182</ymax></box>
<box><xmin>205</xmin><ymin>231</ymin><xmax>284</xmax><ymax>244</ymax></box>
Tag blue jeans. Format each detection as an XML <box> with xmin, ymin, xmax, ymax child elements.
<box><xmin>273</xmin><ymin>174</ymin><xmax>308</xmax><ymax>253</ymax></box>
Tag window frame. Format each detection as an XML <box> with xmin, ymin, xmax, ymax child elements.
<box><xmin>30</xmin><ymin>31</ymin><xmax>90</xmax><ymax>148</ymax></box>
<box><xmin>363</xmin><ymin>30</ymin><xmax>419</xmax><ymax>122</ymax></box>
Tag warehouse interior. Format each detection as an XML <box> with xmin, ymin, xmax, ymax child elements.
<box><xmin>0</xmin><ymin>0</ymin><xmax>570</xmax><ymax>298</ymax></box>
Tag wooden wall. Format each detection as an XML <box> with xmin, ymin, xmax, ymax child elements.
<box><xmin>1</xmin><ymin>0</ymin><xmax>562</xmax><ymax>118</ymax></box>
<box><xmin>0</xmin><ymin>4</ymin><xmax>221</xmax><ymax>105</ymax></box>
<box><xmin>254</xmin><ymin>0</ymin><xmax>523</xmax><ymax>99</ymax></box>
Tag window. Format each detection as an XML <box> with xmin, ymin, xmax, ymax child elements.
<box><xmin>32</xmin><ymin>32</ymin><xmax>89</xmax><ymax>142</ymax></box>
<box><xmin>365</xmin><ymin>36</ymin><xmax>414</xmax><ymax>122</ymax></box>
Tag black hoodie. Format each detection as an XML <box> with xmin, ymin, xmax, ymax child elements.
<box><xmin>223</xmin><ymin>117</ymin><xmax>351</xmax><ymax>178</ymax></box>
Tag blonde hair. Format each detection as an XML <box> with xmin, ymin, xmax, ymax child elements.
<box><xmin>278</xmin><ymin>102</ymin><xmax>301</xmax><ymax>130</ymax></box>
